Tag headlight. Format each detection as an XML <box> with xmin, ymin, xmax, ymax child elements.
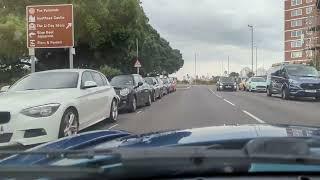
<box><xmin>220</xmin><ymin>83</ymin><xmax>224</xmax><ymax>86</ymax></box>
<box><xmin>21</xmin><ymin>103</ymin><xmax>60</xmax><ymax>118</ymax></box>
<box><xmin>120</xmin><ymin>88</ymin><xmax>130</xmax><ymax>96</ymax></box>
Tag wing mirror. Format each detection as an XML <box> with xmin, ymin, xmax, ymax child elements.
<box><xmin>82</xmin><ymin>81</ymin><xmax>97</xmax><ymax>89</ymax></box>
<box><xmin>153</xmin><ymin>82</ymin><xmax>157</xmax><ymax>85</ymax></box>
<box><xmin>135</xmin><ymin>82</ymin><xmax>143</xmax><ymax>89</ymax></box>
<box><xmin>0</xmin><ymin>85</ymin><xmax>10</xmax><ymax>92</ymax></box>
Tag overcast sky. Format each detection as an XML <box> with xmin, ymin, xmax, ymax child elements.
<box><xmin>141</xmin><ymin>0</ymin><xmax>284</xmax><ymax>78</ymax></box>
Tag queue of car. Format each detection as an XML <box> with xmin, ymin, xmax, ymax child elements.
<box><xmin>219</xmin><ymin>63</ymin><xmax>320</xmax><ymax>101</ymax></box>
<box><xmin>0</xmin><ymin>69</ymin><xmax>176</xmax><ymax>147</ymax></box>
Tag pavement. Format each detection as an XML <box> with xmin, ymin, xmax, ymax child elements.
<box><xmin>84</xmin><ymin>85</ymin><xmax>320</xmax><ymax>134</ymax></box>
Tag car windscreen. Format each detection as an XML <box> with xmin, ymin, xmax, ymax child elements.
<box><xmin>220</xmin><ymin>77</ymin><xmax>235</xmax><ymax>83</ymax></box>
<box><xmin>110</xmin><ymin>75</ymin><xmax>134</xmax><ymax>86</ymax></box>
<box><xmin>9</xmin><ymin>72</ymin><xmax>79</xmax><ymax>91</ymax></box>
<box><xmin>144</xmin><ymin>77</ymin><xmax>154</xmax><ymax>85</ymax></box>
<box><xmin>251</xmin><ymin>77</ymin><xmax>266</xmax><ymax>82</ymax></box>
<box><xmin>286</xmin><ymin>65</ymin><xmax>319</xmax><ymax>77</ymax></box>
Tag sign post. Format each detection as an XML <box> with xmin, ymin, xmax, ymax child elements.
<box><xmin>26</xmin><ymin>4</ymin><xmax>74</xmax><ymax>72</ymax></box>
<box><xmin>134</xmin><ymin>59</ymin><xmax>142</xmax><ymax>74</ymax></box>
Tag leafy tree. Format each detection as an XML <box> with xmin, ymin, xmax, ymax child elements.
<box><xmin>99</xmin><ymin>65</ymin><xmax>122</xmax><ymax>80</ymax></box>
<box><xmin>247</xmin><ymin>71</ymin><xmax>255</xmax><ymax>78</ymax></box>
<box><xmin>229</xmin><ymin>72</ymin><xmax>239</xmax><ymax>77</ymax></box>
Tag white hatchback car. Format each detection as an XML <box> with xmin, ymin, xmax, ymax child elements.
<box><xmin>0</xmin><ymin>69</ymin><xmax>119</xmax><ymax>147</ymax></box>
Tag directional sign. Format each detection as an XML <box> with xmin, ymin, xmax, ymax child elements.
<box><xmin>134</xmin><ymin>59</ymin><xmax>142</xmax><ymax>68</ymax></box>
<box><xmin>26</xmin><ymin>4</ymin><xmax>74</xmax><ymax>48</ymax></box>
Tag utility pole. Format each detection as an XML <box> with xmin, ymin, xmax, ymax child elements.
<box><xmin>194</xmin><ymin>52</ymin><xmax>197</xmax><ymax>84</ymax></box>
<box><xmin>136</xmin><ymin>38</ymin><xmax>139</xmax><ymax>74</ymax></box>
<box><xmin>255</xmin><ymin>46</ymin><xmax>258</xmax><ymax>75</ymax></box>
<box><xmin>222</xmin><ymin>60</ymin><xmax>224</xmax><ymax>76</ymax></box>
<box><xmin>248</xmin><ymin>25</ymin><xmax>254</xmax><ymax>74</ymax></box>
<box><xmin>228</xmin><ymin>56</ymin><xmax>230</xmax><ymax>75</ymax></box>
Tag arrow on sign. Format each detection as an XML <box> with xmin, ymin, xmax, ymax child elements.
<box><xmin>66</xmin><ymin>23</ymin><xmax>72</xmax><ymax>29</ymax></box>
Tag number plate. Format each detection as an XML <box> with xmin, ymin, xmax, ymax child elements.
<box><xmin>305</xmin><ymin>90</ymin><xmax>316</xmax><ymax>93</ymax></box>
<box><xmin>226</xmin><ymin>86</ymin><xmax>231</xmax><ymax>88</ymax></box>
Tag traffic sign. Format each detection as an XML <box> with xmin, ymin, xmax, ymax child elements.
<box><xmin>134</xmin><ymin>59</ymin><xmax>142</xmax><ymax>68</ymax></box>
<box><xmin>26</xmin><ymin>4</ymin><xmax>74</xmax><ymax>48</ymax></box>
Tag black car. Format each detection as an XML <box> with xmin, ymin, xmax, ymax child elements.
<box><xmin>216</xmin><ymin>77</ymin><xmax>237</xmax><ymax>91</ymax></box>
<box><xmin>144</xmin><ymin>77</ymin><xmax>162</xmax><ymax>101</ymax></box>
<box><xmin>110</xmin><ymin>74</ymin><xmax>152</xmax><ymax>112</ymax></box>
<box><xmin>267</xmin><ymin>63</ymin><xmax>320</xmax><ymax>100</ymax></box>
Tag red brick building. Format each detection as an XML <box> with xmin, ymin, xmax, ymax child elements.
<box><xmin>284</xmin><ymin>0</ymin><xmax>319</xmax><ymax>64</ymax></box>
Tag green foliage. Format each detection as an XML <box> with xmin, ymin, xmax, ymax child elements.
<box><xmin>229</xmin><ymin>72</ymin><xmax>239</xmax><ymax>77</ymax></box>
<box><xmin>247</xmin><ymin>71</ymin><xmax>255</xmax><ymax>78</ymax></box>
<box><xmin>0</xmin><ymin>0</ymin><xmax>184</xmax><ymax>83</ymax></box>
<box><xmin>99</xmin><ymin>65</ymin><xmax>122</xmax><ymax>79</ymax></box>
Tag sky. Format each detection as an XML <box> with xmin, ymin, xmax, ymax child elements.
<box><xmin>140</xmin><ymin>0</ymin><xmax>284</xmax><ymax>79</ymax></box>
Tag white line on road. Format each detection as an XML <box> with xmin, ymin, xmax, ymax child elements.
<box><xmin>137</xmin><ymin>110</ymin><xmax>143</xmax><ymax>114</ymax></box>
<box><xmin>208</xmin><ymin>89</ymin><xmax>222</xmax><ymax>98</ymax></box>
<box><xmin>242</xmin><ymin>110</ymin><xmax>265</xmax><ymax>123</ymax></box>
<box><xmin>223</xmin><ymin>99</ymin><xmax>235</xmax><ymax>106</ymax></box>
<box><xmin>216</xmin><ymin>95</ymin><xmax>222</xmax><ymax>98</ymax></box>
<box><xmin>108</xmin><ymin>124</ymin><xmax>119</xmax><ymax>130</ymax></box>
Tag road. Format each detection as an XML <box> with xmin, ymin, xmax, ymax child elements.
<box><xmin>84</xmin><ymin>85</ymin><xmax>320</xmax><ymax>134</ymax></box>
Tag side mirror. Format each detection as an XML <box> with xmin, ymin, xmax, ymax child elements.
<box><xmin>0</xmin><ymin>85</ymin><xmax>10</xmax><ymax>92</ymax></box>
<box><xmin>82</xmin><ymin>81</ymin><xmax>97</xmax><ymax>89</ymax></box>
<box><xmin>153</xmin><ymin>82</ymin><xmax>157</xmax><ymax>85</ymax></box>
<box><xmin>138</xmin><ymin>82</ymin><xmax>143</xmax><ymax>86</ymax></box>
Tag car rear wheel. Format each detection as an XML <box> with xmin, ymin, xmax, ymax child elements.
<box><xmin>129</xmin><ymin>97</ymin><xmax>137</xmax><ymax>112</ymax></box>
<box><xmin>59</xmin><ymin>108</ymin><xmax>79</xmax><ymax>138</ymax></box>
<box><xmin>152</xmin><ymin>91</ymin><xmax>156</xmax><ymax>102</ymax></box>
<box><xmin>108</xmin><ymin>99</ymin><xmax>118</xmax><ymax>122</ymax></box>
<box><xmin>281</xmin><ymin>87</ymin><xmax>290</xmax><ymax>100</ymax></box>
<box><xmin>146</xmin><ymin>93</ymin><xmax>152</xmax><ymax>106</ymax></box>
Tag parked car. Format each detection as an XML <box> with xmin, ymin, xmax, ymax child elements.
<box><xmin>156</xmin><ymin>77</ymin><xmax>166</xmax><ymax>96</ymax></box>
<box><xmin>216</xmin><ymin>77</ymin><xmax>237</xmax><ymax>91</ymax></box>
<box><xmin>144</xmin><ymin>77</ymin><xmax>161</xmax><ymax>101</ymax></box>
<box><xmin>169</xmin><ymin>77</ymin><xmax>177</xmax><ymax>92</ymax></box>
<box><xmin>161</xmin><ymin>77</ymin><xmax>170</xmax><ymax>94</ymax></box>
<box><xmin>246</xmin><ymin>77</ymin><xmax>267</xmax><ymax>92</ymax></box>
<box><xmin>0</xmin><ymin>69</ymin><xmax>119</xmax><ymax>147</ymax></box>
<box><xmin>111</xmin><ymin>74</ymin><xmax>152</xmax><ymax>112</ymax></box>
<box><xmin>267</xmin><ymin>63</ymin><xmax>320</xmax><ymax>100</ymax></box>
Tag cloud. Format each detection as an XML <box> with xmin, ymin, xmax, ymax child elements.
<box><xmin>141</xmin><ymin>0</ymin><xmax>284</xmax><ymax>78</ymax></box>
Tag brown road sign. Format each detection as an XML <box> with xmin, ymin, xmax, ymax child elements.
<box><xmin>26</xmin><ymin>4</ymin><xmax>74</xmax><ymax>48</ymax></box>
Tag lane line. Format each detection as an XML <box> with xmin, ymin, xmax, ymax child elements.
<box><xmin>108</xmin><ymin>124</ymin><xmax>119</xmax><ymax>130</ymax></box>
<box><xmin>242</xmin><ymin>110</ymin><xmax>265</xmax><ymax>123</ymax></box>
<box><xmin>216</xmin><ymin>94</ymin><xmax>222</xmax><ymax>98</ymax></box>
<box><xmin>223</xmin><ymin>99</ymin><xmax>236</xmax><ymax>106</ymax></box>
<box><xmin>137</xmin><ymin>110</ymin><xmax>143</xmax><ymax>114</ymax></box>
<box><xmin>208</xmin><ymin>88</ymin><xmax>222</xmax><ymax>98</ymax></box>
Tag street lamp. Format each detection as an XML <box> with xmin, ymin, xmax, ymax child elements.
<box><xmin>248</xmin><ymin>25</ymin><xmax>254</xmax><ymax>74</ymax></box>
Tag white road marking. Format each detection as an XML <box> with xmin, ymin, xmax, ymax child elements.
<box><xmin>137</xmin><ymin>110</ymin><xmax>143</xmax><ymax>114</ymax></box>
<box><xmin>223</xmin><ymin>99</ymin><xmax>235</xmax><ymax>106</ymax></box>
<box><xmin>108</xmin><ymin>124</ymin><xmax>119</xmax><ymax>130</ymax></box>
<box><xmin>242</xmin><ymin>110</ymin><xmax>265</xmax><ymax>123</ymax></box>
<box><xmin>216</xmin><ymin>95</ymin><xmax>222</xmax><ymax>98</ymax></box>
<box><xmin>208</xmin><ymin>89</ymin><xmax>222</xmax><ymax>98</ymax></box>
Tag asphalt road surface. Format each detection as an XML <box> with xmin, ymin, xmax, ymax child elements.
<box><xmin>84</xmin><ymin>85</ymin><xmax>320</xmax><ymax>134</ymax></box>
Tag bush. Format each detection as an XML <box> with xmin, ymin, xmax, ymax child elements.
<box><xmin>99</xmin><ymin>65</ymin><xmax>122</xmax><ymax>80</ymax></box>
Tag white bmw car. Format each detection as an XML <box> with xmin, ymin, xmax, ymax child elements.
<box><xmin>0</xmin><ymin>69</ymin><xmax>119</xmax><ymax>147</ymax></box>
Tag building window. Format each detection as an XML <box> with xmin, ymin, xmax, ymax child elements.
<box><xmin>291</xmin><ymin>9</ymin><xmax>302</xmax><ymax>17</ymax></box>
<box><xmin>291</xmin><ymin>0</ymin><xmax>302</xmax><ymax>6</ymax></box>
<box><xmin>291</xmin><ymin>40</ymin><xmax>303</xmax><ymax>48</ymax></box>
<box><xmin>291</xmin><ymin>51</ymin><xmax>303</xmax><ymax>58</ymax></box>
<box><xmin>306</xmin><ymin>7</ymin><xmax>313</xmax><ymax>14</ymax></box>
<box><xmin>306</xmin><ymin>0</ymin><xmax>313</xmax><ymax>3</ymax></box>
<box><xmin>291</xmin><ymin>30</ymin><xmax>303</xmax><ymax>37</ymax></box>
<box><xmin>291</xmin><ymin>19</ymin><xmax>302</xmax><ymax>27</ymax></box>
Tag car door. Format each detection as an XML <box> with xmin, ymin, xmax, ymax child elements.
<box><xmin>140</xmin><ymin>76</ymin><xmax>150</xmax><ymax>103</ymax></box>
<box><xmin>77</xmin><ymin>71</ymin><xmax>99</xmax><ymax>129</ymax></box>
<box><xmin>91</xmin><ymin>71</ymin><xmax>112</xmax><ymax>121</ymax></box>
<box><xmin>272</xmin><ymin>66</ymin><xmax>282</xmax><ymax>94</ymax></box>
<box><xmin>133</xmin><ymin>75</ymin><xmax>144</xmax><ymax>106</ymax></box>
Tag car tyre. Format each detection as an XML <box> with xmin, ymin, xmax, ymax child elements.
<box><xmin>146</xmin><ymin>93</ymin><xmax>152</xmax><ymax>106</ymax></box>
<box><xmin>315</xmin><ymin>97</ymin><xmax>320</xmax><ymax>101</ymax></box>
<box><xmin>58</xmin><ymin>108</ymin><xmax>79</xmax><ymax>138</ymax></box>
<box><xmin>108</xmin><ymin>99</ymin><xmax>118</xmax><ymax>123</ymax></box>
<box><xmin>152</xmin><ymin>91</ymin><xmax>156</xmax><ymax>102</ymax></box>
<box><xmin>267</xmin><ymin>86</ymin><xmax>272</xmax><ymax>97</ymax></box>
<box><xmin>281</xmin><ymin>87</ymin><xmax>290</xmax><ymax>100</ymax></box>
<box><xmin>129</xmin><ymin>96</ymin><xmax>137</xmax><ymax>112</ymax></box>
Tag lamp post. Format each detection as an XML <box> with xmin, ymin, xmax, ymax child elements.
<box><xmin>248</xmin><ymin>25</ymin><xmax>254</xmax><ymax>74</ymax></box>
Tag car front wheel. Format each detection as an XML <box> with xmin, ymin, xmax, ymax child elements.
<box><xmin>59</xmin><ymin>108</ymin><xmax>79</xmax><ymax>138</ymax></box>
<box><xmin>108</xmin><ymin>99</ymin><xmax>118</xmax><ymax>122</ymax></box>
<box><xmin>281</xmin><ymin>87</ymin><xmax>290</xmax><ymax>100</ymax></box>
<box><xmin>267</xmin><ymin>87</ymin><xmax>272</xmax><ymax>97</ymax></box>
<box><xmin>146</xmin><ymin>93</ymin><xmax>152</xmax><ymax>106</ymax></box>
<box><xmin>129</xmin><ymin>96</ymin><xmax>137</xmax><ymax>112</ymax></box>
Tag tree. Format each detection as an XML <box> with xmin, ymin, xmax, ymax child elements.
<box><xmin>247</xmin><ymin>71</ymin><xmax>255</xmax><ymax>78</ymax></box>
<box><xmin>229</xmin><ymin>72</ymin><xmax>239</xmax><ymax>77</ymax></box>
<box><xmin>99</xmin><ymin>65</ymin><xmax>122</xmax><ymax>80</ymax></box>
<box><xmin>0</xmin><ymin>0</ymin><xmax>184</xmax><ymax>83</ymax></box>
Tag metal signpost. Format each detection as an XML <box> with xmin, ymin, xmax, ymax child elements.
<box><xmin>26</xmin><ymin>4</ymin><xmax>74</xmax><ymax>72</ymax></box>
<box><xmin>134</xmin><ymin>59</ymin><xmax>142</xmax><ymax>74</ymax></box>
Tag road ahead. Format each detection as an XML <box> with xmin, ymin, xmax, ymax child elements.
<box><xmin>84</xmin><ymin>85</ymin><xmax>320</xmax><ymax>134</ymax></box>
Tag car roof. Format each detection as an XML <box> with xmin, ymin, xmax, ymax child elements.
<box><xmin>32</xmin><ymin>69</ymin><xmax>100</xmax><ymax>74</ymax></box>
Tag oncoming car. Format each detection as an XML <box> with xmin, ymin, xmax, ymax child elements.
<box><xmin>216</xmin><ymin>77</ymin><xmax>237</xmax><ymax>91</ymax></box>
<box><xmin>0</xmin><ymin>69</ymin><xmax>119</xmax><ymax>147</ymax></box>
